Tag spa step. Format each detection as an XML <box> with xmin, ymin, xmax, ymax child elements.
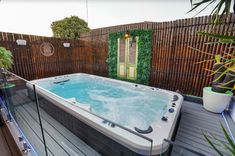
<box><xmin>65</xmin><ymin>98</ymin><xmax>91</xmax><ymax>111</ymax></box>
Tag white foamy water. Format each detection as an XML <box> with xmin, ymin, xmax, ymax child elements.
<box><xmin>39</xmin><ymin>76</ymin><xmax>169</xmax><ymax>129</ymax></box>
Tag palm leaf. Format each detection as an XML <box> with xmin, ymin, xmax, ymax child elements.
<box><xmin>220</xmin><ymin>79</ymin><xmax>235</xmax><ymax>86</ymax></box>
<box><xmin>205</xmin><ymin>40</ymin><xmax>235</xmax><ymax>44</ymax></box>
<box><xmin>221</xmin><ymin>124</ymin><xmax>235</xmax><ymax>152</ymax></box>
<box><xmin>203</xmin><ymin>133</ymin><xmax>224</xmax><ymax>156</ymax></box>
<box><xmin>213</xmin><ymin>68</ymin><xmax>229</xmax><ymax>82</ymax></box>
<box><xmin>210</xmin><ymin>65</ymin><xmax>226</xmax><ymax>76</ymax></box>
<box><xmin>211</xmin><ymin>133</ymin><xmax>235</xmax><ymax>155</ymax></box>
<box><xmin>189</xmin><ymin>46</ymin><xmax>214</xmax><ymax>56</ymax></box>
<box><xmin>224</xmin><ymin>0</ymin><xmax>232</xmax><ymax>15</ymax></box>
<box><xmin>198</xmin><ymin>32</ymin><xmax>235</xmax><ymax>40</ymax></box>
<box><xmin>188</xmin><ymin>0</ymin><xmax>233</xmax><ymax>23</ymax></box>
<box><xmin>187</xmin><ymin>0</ymin><xmax>215</xmax><ymax>13</ymax></box>
<box><xmin>194</xmin><ymin>0</ymin><xmax>217</xmax><ymax>16</ymax></box>
<box><xmin>195</xmin><ymin>59</ymin><xmax>214</xmax><ymax>64</ymax></box>
<box><xmin>217</xmin><ymin>86</ymin><xmax>233</xmax><ymax>91</ymax></box>
<box><xmin>212</xmin><ymin>0</ymin><xmax>225</xmax><ymax>15</ymax></box>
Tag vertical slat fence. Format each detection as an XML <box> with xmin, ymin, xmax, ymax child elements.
<box><xmin>0</xmin><ymin>14</ymin><xmax>234</xmax><ymax>96</ymax></box>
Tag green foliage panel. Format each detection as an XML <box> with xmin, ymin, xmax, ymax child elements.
<box><xmin>107</xmin><ymin>30</ymin><xmax>152</xmax><ymax>85</ymax></box>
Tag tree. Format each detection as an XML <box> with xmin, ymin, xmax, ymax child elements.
<box><xmin>51</xmin><ymin>16</ymin><xmax>90</xmax><ymax>39</ymax></box>
<box><xmin>188</xmin><ymin>0</ymin><xmax>235</xmax><ymax>23</ymax></box>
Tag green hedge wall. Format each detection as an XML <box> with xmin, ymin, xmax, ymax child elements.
<box><xmin>107</xmin><ymin>30</ymin><xmax>152</xmax><ymax>85</ymax></box>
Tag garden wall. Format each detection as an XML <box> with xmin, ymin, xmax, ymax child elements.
<box><xmin>0</xmin><ymin>13</ymin><xmax>234</xmax><ymax>96</ymax></box>
<box><xmin>0</xmin><ymin>33</ymin><xmax>108</xmax><ymax>80</ymax></box>
<box><xmin>81</xmin><ymin>14</ymin><xmax>235</xmax><ymax>96</ymax></box>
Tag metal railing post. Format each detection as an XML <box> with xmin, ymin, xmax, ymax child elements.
<box><xmin>33</xmin><ymin>85</ymin><xmax>48</xmax><ymax>156</ymax></box>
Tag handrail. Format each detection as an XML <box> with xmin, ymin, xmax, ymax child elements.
<box><xmin>4</xmin><ymin>71</ymin><xmax>30</xmax><ymax>83</ymax></box>
<box><xmin>33</xmin><ymin>85</ymin><xmax>48</xmax><ymax>156</ymax></box>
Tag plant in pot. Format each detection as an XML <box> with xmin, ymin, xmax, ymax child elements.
<box><xmin>0</xmin><ymin>46</ymin><xmax>14</xmax><ymax>89</ymax></box>
<box><xmin>188</xmin><ymin>0</ymin><xmax>235</xmax><ymax>113</ymax></box>
<box><xmin>0</xmin><ymin>46</ymin><xmax>13</xmax><ymax>124</ymax></box>
<box><xmin>188</xmin><ymin>1</ymin><xmax>235</xmax><ymax>155</ymax></box>
<box><xmin>197</xmin><ymin>33</ymin><xmax>235</xmax><ymax>113</ymax></box>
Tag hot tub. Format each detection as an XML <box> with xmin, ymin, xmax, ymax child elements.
<box><xmin>29</xmin><ymin>73</ymin><xmax>183</xmax><ymax>156</ymax></box>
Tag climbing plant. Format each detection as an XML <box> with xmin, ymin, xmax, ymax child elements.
<box><xmin>107</xmin><ymin>30</ymin><xmax>152</xmax><ymax>85</ymax></box>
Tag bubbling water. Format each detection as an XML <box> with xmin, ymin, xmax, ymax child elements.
<box><xmin>40</xmin><ymin>76</ymin><xmax>168</xmax><ymax>130</ymax></box>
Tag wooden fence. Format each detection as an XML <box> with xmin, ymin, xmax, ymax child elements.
<box><xmin>0</xmin><ymin>14</ymin><xmax>234</xmax><ymax>96</ymax></box>
<box><xmin>81</xmin><ymin>14</ymin><xmax>235</xmax><ymax>96</ymax></box>
<box><xmin>0</xmin><ymin>33</ymin><xmax>108</xmax><ymax>80</ymax></box>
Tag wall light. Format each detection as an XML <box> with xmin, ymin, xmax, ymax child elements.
<box><xmin>16</xmin><ymin>39</ymin><xmax>27</xmax><ymax>46</ymax></box>
<box><xmin>124</xmin><ymin>31</ymin><xmax>130</xmax><ymax>39</ymax></box>
<box><xmin>63</xmin><ymin>43</ymin><xmax>71</xmax><ymax>48</ymax></box>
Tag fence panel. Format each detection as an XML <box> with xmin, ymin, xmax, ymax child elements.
<box><xmin>0</xmin><ymin>14</ymin><xmax>234</xmax><ymax>96</ymax></box>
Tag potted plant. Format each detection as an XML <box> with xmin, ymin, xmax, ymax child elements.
<box><xmin>0</xmin><ymin>47</ymin><xmax>13</xmax><ymax>69</ymax></box>
<box><xmin>0</xmin><ymin>46</ymin><xmax>14</xmax><ymax>89</ymax></box>
<box><xmin>202</xmin><ymin>41</ymin><xmax>234</xmax><ymax>113</ymax></box>
<box><xmin>188</xmin><ymin>0</ymin><xmax>235</xmax><ymax>113</ymax></box>
<box><xmin>0</xmin><ymin>46</ymin><xmax>13</xmax><ymax>123</ymax></box>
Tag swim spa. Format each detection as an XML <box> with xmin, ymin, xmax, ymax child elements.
<box><xmin>29</xmin><ymin>73</ymin><xmax>183</xmax><ymax>156</ymax></box>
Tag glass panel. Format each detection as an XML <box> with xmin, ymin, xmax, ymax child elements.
<box><xmin>119</xmin><ymin>38</ymin><xmax>126</xmax><ymax>63</ymax></box>
<box><xmin>129</xmin><ymin>37</ymin><xmax>136</xmax><ymax>64</ymax></box>
<box><xmin>0</xmin><ymin>71</ymin><xmax>47</xmax><ymax>156</ymax></box>
<box><xmin>129</xmin><ymin>66</ymin><xmax>135</xmax><ymax>78</ymax></box>
<box><xmin>119</xmin><ymin>64</ymin><xmax>125</xmax><ymax>76</ymax></box>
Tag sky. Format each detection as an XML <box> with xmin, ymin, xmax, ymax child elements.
<box><xmin>0</xmin><ymin>0</ymin><xmax>214</xmax><ymax>37</ymax></box>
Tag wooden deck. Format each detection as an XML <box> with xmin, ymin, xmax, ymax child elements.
<box><xmin>6</xmin><ymin>89</ymin><xmax>235</xmax><ymax>156</ymax></box>
<box><xmin>171</xmin><ymin>101</ymin><xmax>235</xmax><ymax>156</ymax></box>
<box><xmin>11</xmin><ymin>90</ymin><xmax>101</xmax><ymax>156</ymax></box>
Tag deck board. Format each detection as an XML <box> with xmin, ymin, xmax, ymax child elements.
<box><xmin>7</xmin><ymin>89</ymin><xmax>235</xmax><ymax>156</ymax></box>
<box><xmin>11</xmin><ymin>89</ymin><xmax>101</xmax><ymax>156</ymax></box>
<box><xmin>25</xmin><ymin>103</ymin><xmax>100</xmax><ymax>156</ymax></box>
<box><xmin>171</xmin><ymin>101</ymin><xmax>234</xmax><ymax>156</ymax></box>
<box><xmin>15</xmin><ymin>109</ymin><xmax>53</xmax><ymax>156</ymax></box>
<box><xmin>16</xmin><ymin>105</ymin><xmax>71</xmax><ymax>156</ymax></box>
<box><xmin>15</xmin><ymin>90</ymin><xmax>101</xmax><ymax>156</ymax></box>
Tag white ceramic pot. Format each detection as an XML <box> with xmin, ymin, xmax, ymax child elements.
<box><xmin>203</xmin><ymin>87</ymin><xmax>233</xmax><ymax>113</ymax></box>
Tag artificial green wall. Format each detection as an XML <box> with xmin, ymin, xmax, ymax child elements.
<box><xmin>107</xmin><ymin>30</ymin><xmax>152</xmax><ymax>85</ymax></box>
